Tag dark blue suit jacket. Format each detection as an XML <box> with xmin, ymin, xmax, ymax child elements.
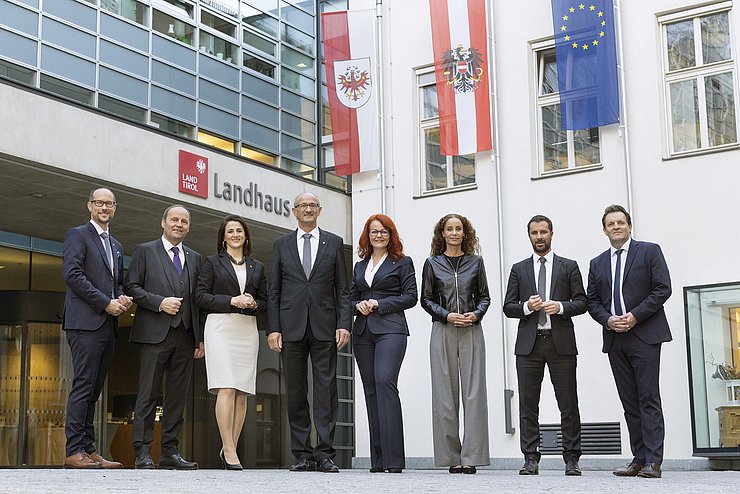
<box><xmin>62</xmin><ymin>222</ymin><xmax>125</xmax><ymax>331</ymax></box>
<box><xmin>587</xmin><ymin>239</ymin><xmax>672</xmax><ymax>353</ymax></box>
<box><xmin>503</xmin><ymin>254</ymin><xmax>587</xmax><ymax>356</ymax></box>
<box><xmin>350</xmin><ymin>255</ymin><xmax>418</xmax><ymax>336</ymax></box>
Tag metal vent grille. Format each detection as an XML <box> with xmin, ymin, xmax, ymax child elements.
<box><xmin>539</xmin><ymin>422</ymin><xmax>621</xmax><ymax>455</ymax></box>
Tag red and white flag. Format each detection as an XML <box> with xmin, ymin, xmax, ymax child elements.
<box><xmin>429</xmin><ymin>0</ymin><xmax>492</xmax><ymax>156</ymax></box>
<box><xmin>321</xmin><ymin>9</ymin><xmax>379</xmax><ymax>176</ymax></box>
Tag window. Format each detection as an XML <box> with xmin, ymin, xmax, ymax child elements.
<box><xmin>534</xmin><ymin>47</ymin><xmax>600</xmax><ymax>175</ymax></box>
<box><xmin>152</xmin><ymin>9</ymin><xmax>194</xmax><ymax>45</ymax></box>
<box><xmin>243</xmin><ymin>52</ymin><xmax>276</xmax><ymax>79</ymax></box>
<box><xmin>660</xmin><ymin>5</ymin><xmax>737</xmax><ymax>155</ymax></box>
<box><xmin>100</xmin><ymin>0</ymin><xmax>148</xmax><ymax>25</ymax></box>
<box><xmin>417</xmin><ymin>69</ymin><xmax>475</xmax><ymax>193</ymax></box>
<box><xmin>201</xmin><ymin>10</ymin><xmax>237</xmax><ymax>38</ymax></box>
<box><xmin>199</xmin><ymin>31</ymin><xmax>237</xmax><ymax>64</ymax></box>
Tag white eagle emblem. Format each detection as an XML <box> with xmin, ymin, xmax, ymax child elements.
<box><xmin>196</xmin><ymin>159</ymin><xmax>207</xmax><ymax>174</ymax></box>
<box><xmin>441</xmin><ymin>44</ymin><xmax>484</xmax><ymax>94</ymax></box>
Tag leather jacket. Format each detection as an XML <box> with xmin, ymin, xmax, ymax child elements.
<box><xmin>421</xmin><ymin>254</ymin><xmax>491</xmax><ymax>323</ymax></box>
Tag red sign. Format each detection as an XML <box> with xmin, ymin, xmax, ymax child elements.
<box><xmin>178</xmin><ymin>150</ymin><xmax>208</xmax><ymax>198</ymax></box>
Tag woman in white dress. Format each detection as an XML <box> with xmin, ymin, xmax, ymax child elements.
<box><xmin>194</xmin><ymin>215</ymin><xmax>266</xmax><ymax>470</ymax></box>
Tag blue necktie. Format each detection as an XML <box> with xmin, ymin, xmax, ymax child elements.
<box><xmin>100</xmin><ymin>232</ymin><xmax>113</xmax><ymax>274</ymax></box>
<box><xmin>302</xmin><ymin>233</ymin><xmax>312</xmax><ymax>278</ymax></box>
<box><xmin>613</xmin><ymin>249</ymin><xmax>624</xmax><ymax>316</ymax></box>
<box><xmin>172</xmin><ymin>246</ymin><xmax>183</xmax><ymax>274</ymax></box>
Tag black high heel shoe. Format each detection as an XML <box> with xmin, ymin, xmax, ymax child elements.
<box><xmin>220</xmin><ymin>449</ymin><xmax>243</xmax><ymax>471</ymax></box>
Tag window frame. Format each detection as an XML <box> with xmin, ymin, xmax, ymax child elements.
<box><xmin>530</xmin><ymin>39</ymin><xmax>603</xmax><ymax>178</ymax></box>
<box><xmin>659</xmin><ymin>2</ymin><xmax>740</xmax><ymax>158</ymax></box>
<box><xmin>415</xmin><ymin>65</ymin><xmax>477</xmax><ymax>197</ymax></box>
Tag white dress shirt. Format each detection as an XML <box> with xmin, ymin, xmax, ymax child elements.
<box><xmin>522</xmin><ymin>251</ymin><xmax>563</xmax><ymax>329</ymax></box>
<box><xmin>161</xmin><ymin>236</ymin><xmax>186</xmax><ymax>268</ymax></box>
<box><xmin>364</xmin><ymin>254</ymin><xmax>387</xmax><ymax>286</ymax></box>
<box><xmin>609</xmin><ymin>237</ymin><xmax>631</xmax><ymax>316</ymax></box>
<box><xmin>296</xmin><ymin>227</ymin><xmax>319</xmax><ymax>267</ymax></box>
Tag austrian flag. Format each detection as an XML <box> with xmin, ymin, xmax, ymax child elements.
<box><xmin>429</xmin><ymin>0</ymin><xmax>493</xmax><ymax>156</ymax></box>
<box><xmin>321</xmin><ymin>9</ymin><xmax>380</xmax><ymax>176</ymax></box>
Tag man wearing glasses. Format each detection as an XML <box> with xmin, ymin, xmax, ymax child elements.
<box><xmin>267</xmin><ymin>192</ymin><xmax>351</xmax><ymax>473</ymax></box>
<box><xmin>62</xmin><ymin>188</ymin><xmax>132</xmax><ymax>468</ymax></box>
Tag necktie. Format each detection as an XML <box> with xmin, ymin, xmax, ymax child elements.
<box><xmin>172</xmin><ymin>246</ymin><xmax>183</xmax><ymax>274</ymax></box>
<box><xmin>537</xmin><ymin>257</ymin><xmax>547</xmax><ymax>326</ymax></box>
<box><xmin>613</xmin><ymin>249</ymin><xmax>624</xmax><ymax>316</ymax></box>
<box><xmin>100</xmin><ymin>232</ymin><xmax>113</xmax><ymax>274</ymax></box>
<box><xmin>302</xmin><ymin>233</ymin><xmax>312</xmax><ymax>278</ymax></box>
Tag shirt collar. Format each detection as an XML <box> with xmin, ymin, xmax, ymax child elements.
<box><xmin>610</xmin><ymin>237</ymin><xmax>631</xmax><ymax>256</ymax></box>
<box><xmin>89</xmin><ymin>220</ymin><xmax>108</xmax><ymax>236</ymax></box>
<box><xmin>532</xmin><ymin>251</ymin><xmax>554</xmax><ymax>264</ymax></box>
<box><xmin>297</xmin><ymin>226</ymin><xmax>320</xmax><ymax>241</ymax></box>
<box><xmin>161</xmin><ymin>236</ymin><xmax>183</xmax><ymax>252</ymax></box>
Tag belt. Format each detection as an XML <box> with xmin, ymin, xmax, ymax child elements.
<box><xmin>536</xmin><ymin>329</ymin><xmax>552</xmax><ymax>337</ymax></box>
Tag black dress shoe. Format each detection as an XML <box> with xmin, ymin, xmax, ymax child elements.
<box><xmin>369</xmin><ymin>467</ymin><xmax>384</xmax><ymax>473</ymax></box>
<box><xmin>448</xmin><ymin>465</ymin><xmax>463</xmax><ymax>474</ymax></box>
<box><xmin>317</xmin><ymin>458</ymin><xmax>340</xmax><ymax>473</ymax></box>
<box><xmin>613</xmin><ymin>462</ymin><xmax>645</xmax><ymax>477</ymax></box>
<box><xmin>134</xmin><ymin>453</ymin><xmax>155</xmax><ymax>470</ymax></box>
<box><xmin>158</xmin><ymin>453</ymin><xmax>198</xmax><ymax>470</ymax></box>
<box><xmin>565</xmin><ymin>459</ymin><xmax>582</xmax><ymax>476</ymax></box>
<box><xmin>386</xmin><ymin>468</ymin><xmax>403</xmax><ymax>473</ymax></box>
<box><xmin>289</xmin><ymin>457</ymin><xmax>317</xmax><ymax>472</ymax></box>
<box><xmin>637</xmin><ymin>463</ymin><xmax>661</xmax><ymax>478</ymax></box>
<box><xmin>462</xmin><ymin>465</ymin><xmax>477</xmax><ymax>474</ymax></box>
<box><xmin>519</xmin><ymin>458</ymin><xmax>539</xmax><ymax>475</ymax></box>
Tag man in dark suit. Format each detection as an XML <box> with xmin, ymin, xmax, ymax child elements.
<box><xmin>587</xmin><ymin>204</ymin><xmax>672</xmax><ymax>479</ymax></box>
<box><xmin>62</xmin><ymin>188</ymin><xmax>132</xmax><ymax>469</ymax></box>
<box><xmin>124</xmin><ymin>205</ymin><xmax>203</xmax><ymax>470</ymax></box>
<box><xmin>504</xmin><ymin>215</ymin><xmax>587</xmax><ymax>476</ymax></box>
<box><xmin>267</xmin><ymin>192</ymin><xmax>352</xmax><ymax>473</ymax></box>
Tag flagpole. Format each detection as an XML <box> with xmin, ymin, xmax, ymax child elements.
<box><xmin>487</xmin><ymin>0</ymin><xmax>515</xmax><ymax>434</ymax></box>
<box><xmin>376</xmin><ymin>0</ymin><xmax>387</xmax><ymax>214</ymax></box>
<box><xmin>614</xmin><ymin>0</ymin><xmax>635</xmax><ymax>232</ymax></box>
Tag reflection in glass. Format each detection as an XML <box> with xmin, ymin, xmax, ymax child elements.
<box><xmin>0</xmin><ymin>325</ymin><xmax>22</xmax><ymax>466</ymax></box>
<box><xmin>424</xmin><ymin>127</ymin><xmax>446</xmax><ymax>190</ymax></box>
<box><xmin>242</xmin><ymin>5</ymin><xmax>278</xmax><ymax>37</ymax></box>
<box><xmin>540</xmin><ymin>50</ymin><xmax>558</xmax><ymax>95</ymax></box>
<box><xmin>199</xmin><ymin>31</ymin><xmax>237</xmax><ymax>64</ymax></box>
<box><xmin>281</xmin><ymin>157</ymin><xmax>316</xmax><ymax>179</ymax></box>
<box><xmin>150</xmin><ymin>112</ymin><xmax>194</xmax><ymax>138</ymax></box>
<box><xmin>281</xmin><ymin>24</ymin><xmax>314</xmax><ymax>55</ymax></box>
<box><xmin>701</xmin><ymin>12</ymin><xmax>731</xmax><ymax>65</ymax></box>
<box><xmin>422</xmin><ymin>85</ymin><xmax>438</xmax><ymax>119</ymax></box>
<box><xmin>201</xmin><ymin>10</ymin><xmax>237</xmax><ymax>38</ymax></box>
<box><xmin>281</xmin><ymin>46</ymin><xmax>314</xmax><ymax>76</ymax></box>
<box><xmin>670</xmin><ymin>79</ymin><xmax>700</xmax><ymax>152</ymax></box>
<box><xmin>705</xmin><ymin>72</ymin><xmax>737</xmax><ymax>147</ymax></box>
<box><xmin>101</xmin><ymin>0</ymin><xmax>147</xmax><ymax>25</ymax></box>
<box><xmin>686</xmin><ymin>284</ymin><xmax>740</xmax><ymax>449</ymax></box>
<box><xmin>243</xmin><ymin>52</ymin><xmax>276</xmax><ymax>78</ymax></box>
<box><xmin>542</xmin><ymin>104</ymin><xmax>568</xmax><ymax>171</ymax></box>
<box><xmin>452</xmin><ymin>154</ymin><xmax>475</xmax><ymax>187</ymax></box>
<box><xmin>574</xmin><ymin>127</ymin><xmax>600</xmax><ymax>167</ymax></box>
<box><xmin>0</xmin><ymin>247</ymin><xmax>30</xmax><ymax>290</ymax></box>
<box><xmin>666</xmin><ymin>19</ymin><xmax>695</xmax><ymax>71</ymax></box>
<box><xmin>152</xmin><ymin>10</ymin><xmax>194</xmax><ymax>46</ymax></box>
<box><xmin>281</xmin><ymin>68</ymin><xmax>314</xmax><ymax>98</ymax></box>
<box><xmin>25</xmin><ymin>323</ymin><xmax>73</xmax><ymax>466</ymax></box>
<box><xmin>280</xmin><ymin>1</ymin><xmax>314</xmax><ymax>35</ymax></box>
<box><xmin>244</xmin><ymin>29</ymin><xmax>276</xmax><ymax>57</ymax></box>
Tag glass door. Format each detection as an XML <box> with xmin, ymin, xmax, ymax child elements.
<box><xmin>0</xmin><ymin>325</ymin><xmax>22</xmax><ymax>466</ymax></box>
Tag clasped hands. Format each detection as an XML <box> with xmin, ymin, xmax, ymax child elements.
<box><xmin>231</xmin><ymin>293</ymin><xmax>258</xmax><ymax>310</ymax></box>
<box><xmin>608</xmin><ymin>312</ymin><xmax>637</xmax><ymax>332</ymax></box>
<box><xmin>355</xmin><ymin>298</ymin><xmax>379</xmax><ymax>316</ymax></box>
<box><xmin>105</xmin><ymin>295</ymin><xmax>133</xmax><ymax>316</ymax></box>
<box><xmin>447</xmin><ymin>312</ymin><xmax>478</xmax><ymax>327</ymax></box>
<box><xmin>527</xmin><ymin>295</ymin><xmax>560</xmax><ymax>315</ymax></box>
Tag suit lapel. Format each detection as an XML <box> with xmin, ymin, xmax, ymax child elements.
<box><xmin>550</xmin><ymin>255</ymin><xmax>562</xmax><ymax>298</ymax></box>
<box><xmin>524</xmin><ymin>257</ymin><xmax>537</xmax><ymax>294</ymax></box>
<box><xmin>87</xmin><ymin>223</ymin><xmax>110</xmax><ymax>271</ymax></box>
<box><xmin>244</xmin><ymin>259</ymin><xmax>255</xmax><ymax>292</ymax></box>
<box><xmin>355</xmin><ymin>259</ymin><xmax>371</xmax><ymax>289</ymax></box>
<box><xmin>156</xmin><ymin>241</ymin><xmax>177</xmax><ymax>290</ymax></box>
<box><xmin>218</xmin><ymin>252</ymin><xmax>239</xmax><ymax>287</ymax></box>
<box><xmin>288</xmin><ymin>229</ymin><xmax>304</xmax><ymax>277</ymax></box>
<box><xmin>622</xmin><ymin>240</ymin><xmax>638</xmax><ymax>279</ymax></box>
<box><xmin>371</xmin><ymin>257</ymin><xmax>397</xmax><ymax>286</ymax></box>
<box><xmin>311</xmin><ymin>229</ymin><xmax>330</xmax><ymax>279</ymax></box>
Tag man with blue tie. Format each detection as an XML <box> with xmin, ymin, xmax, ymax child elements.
<box><xmin>125</xmin><ymin>205</ymin><xmax>203</xmax><ymax>470</ymax></box>
<box><xmin>587</xmin><ymin>205</ymin><xmax>672</xmax><ymax>479</ymax></box>
<box><xmin>62</xmin><ymin>188</ymin><xmax>132</xmax><ymax>468</ymax></box>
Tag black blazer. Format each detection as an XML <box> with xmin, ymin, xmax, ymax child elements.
<box><xmin>124</xmin><ymin>239</ymin><xmax>202</xmax><ymax>345</ymax></box>
<box><xmin>194</xmin><ymin>252</ymin><xmax>267</xmax><ymax>321</ymax></box>
<box><xmin>350</xmin><ymin>255</ymin><xmax>418</xmax><ymax>336</ymax></box>
<box><xmin>267</xmin><ymin>228</ymin><xmax>352</xmax><ymax>342</ymax></box>
<box><xmin>62</xmin><ymin>222</ymin><xmax>125</xmax><ymax>331</ymax></box>
<box><xmin>503</xmin><ymin>254</ymin><xmax>587</xmax><ymax>356</ymax></box>
<box><xmin>587</xmin><ymin>239</ymin><xmax>672</xmax><ymax>353</ymax></box>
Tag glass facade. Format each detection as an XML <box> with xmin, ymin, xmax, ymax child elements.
<box><xmin>0</xmin><ymin>0</ymin><xmax>336</xmax><ymax>185</ymax></box>
<box><xmin>686</xmin><ymin>282</ymin><xmax>740</xmax><ymax>454</ymax></box>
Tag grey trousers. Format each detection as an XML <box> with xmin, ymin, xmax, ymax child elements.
<box><xmin>430</xmin><ymin>321</ymin><xmax>490</xmax><ymax>467</ymax></box>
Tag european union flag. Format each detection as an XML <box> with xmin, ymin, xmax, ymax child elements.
<box><xmin>551</xmin><ymin>0</ymin><xmax>620</xmax><ymax>130</ymax></box>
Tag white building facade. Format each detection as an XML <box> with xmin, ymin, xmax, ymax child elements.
<box><xmin>349</xmin><ymin>0</ymin><xmax>739</xmax><ymax>468</ymax></box>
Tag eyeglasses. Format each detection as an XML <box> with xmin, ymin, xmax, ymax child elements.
<box><xmin>369</xmin><ymin>229</ymin><xmax>389</xmax><ymax>237</ymax></box>
<box><xmin>90</xmin><ymin>200</ymin><xmax>116</xmax><ymax>208</ymax></box>
<box><xmin>295</xmin><ymin>202</ymin><xmax>320</xmax><ymax>210</ymax></box>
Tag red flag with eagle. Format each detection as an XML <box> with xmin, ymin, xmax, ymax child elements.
<box><xmin>321</xmin><ymin>9</ymin><xmax>379</xmax><ymax>176</ymax></box>
<box><xmin>429</xmin><ymin>0</ymin><xmax>492</xmax><ymax>156</ymax></box>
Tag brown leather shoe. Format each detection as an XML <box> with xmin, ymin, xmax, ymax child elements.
<box><xmin>89</xmin><ymin>452</ymin><xmax>123</xmax><ymax>469</ymax></box>
<box><xmin>637</xmin><ymin>463</ymin><xmax>662</xmax><ymax>478</ymax></box>
<box><xmin>64</xmin><ymin>452</ymin><xmax>102</xmax><ymax>469</ymax></box>
<box><xmin>613</xmin><ymin>462</ymin><xmax>645</xmax><ymax>477</ymax></box>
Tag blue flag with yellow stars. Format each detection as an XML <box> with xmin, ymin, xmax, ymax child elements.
<box><xmin>551</xmin><ymin>0</ymin><xmax>620</xmax><ymax>130</ymax></box>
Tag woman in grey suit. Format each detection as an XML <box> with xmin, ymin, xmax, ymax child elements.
<box><xmin>421</xmin><ymin>213</ymin><xmax>490</xmax><ymax>474</ymax></box>
<box><xmin>194</xmin><ymin>215</ymin><xmax>266</xmax><ymax>470</ymax></box>
<box><xmin>351</xmin><ymin>214</ymin><xmax>417</xmax><ymax>474</ymax></box>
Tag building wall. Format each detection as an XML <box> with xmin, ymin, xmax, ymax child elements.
<box><xmin>350</xmin><ymin>0</ymin><xmax>740</xmax><ymax>464</ymax></box>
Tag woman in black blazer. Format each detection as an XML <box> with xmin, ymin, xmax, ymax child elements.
<box><xmin>351</xmin><ymin>214</ymin><xmax>417</xmax><ymax>474</ymax></box>
<box><xmin>194</xmin><ymin>215</ymin><xmax>266</xmax><ymax>470</ymax></box>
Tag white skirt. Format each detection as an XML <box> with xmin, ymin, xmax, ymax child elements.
<box><xmin>204</xmin><ymin>313</ymin><xmax>259</xmax><ymax>395</ymax></box>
